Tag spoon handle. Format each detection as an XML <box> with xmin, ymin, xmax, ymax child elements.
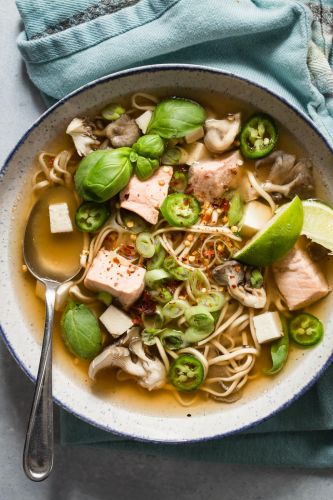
<box><xmin>23</xmin><ymin>284</ymin><xmax>57</xmax><ymax>482</ymax></box>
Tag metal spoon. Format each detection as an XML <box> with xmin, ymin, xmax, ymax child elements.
<box><xmin>22</xmin><ymin>193</ymin><xmax>82</xmax><ymax>481</ymax></box>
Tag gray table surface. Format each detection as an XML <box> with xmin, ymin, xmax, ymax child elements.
<box><xmin>1</xmin><ymin>3</ymin><xmax>333</xmax><ymax>499</ymax></box>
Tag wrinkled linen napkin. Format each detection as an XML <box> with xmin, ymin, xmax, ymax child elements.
<box><xmin>16</xmin><ymin>0</ymin><xmax>333</xmax><ymax>466</ymax></box>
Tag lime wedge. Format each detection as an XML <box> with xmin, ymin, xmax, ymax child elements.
<box><xmin>234</xmin><ymin>196</ymin><xmax>303</xmax><ymax>266</ymax></box>
<box><xmin>301</xmin><ymin>199</ymin><xmax>333</xmax><ymax>253</ymax></box>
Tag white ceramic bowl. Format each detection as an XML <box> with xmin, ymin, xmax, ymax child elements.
<box><xmin>1</xmin><ymin>65</ymin><xmax>333</xmax><ymax>443</ymax></box>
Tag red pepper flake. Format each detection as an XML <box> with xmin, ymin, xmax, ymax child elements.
<box><xmin>221</xmin><ymin>198</ymin><xmax>230</xmax><ymax>212</ymax></box>
<box><xmin>126</xmin><ymin>269</ymin><xmax>132</xmax><ymax>276</ymax></box>
<box><xmin>132</xmin><ymin>291</ymin><xmax>156</xmax><ymax>315</ymax></box>
<box><xmin>113</xmin><ymin>257</ymin><xmax>120</xmax><ymax>264</ymax></box>
<box><xmin>231</xmin><ymin>284</ymin><xmax>237</xmax><ymax>289</ymax></box>
<box><xmin>132</xmin><ymin>316</ymin><xmax>142</xmax><ymax>326</ymax></box>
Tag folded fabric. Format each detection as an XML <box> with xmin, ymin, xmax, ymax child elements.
<box><xmin>16</xmin><ymin>0</ymin><xmax>333</xmax><ymax>466</ymax></box>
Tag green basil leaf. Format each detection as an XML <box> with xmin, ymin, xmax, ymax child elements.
<box><xmin>264</xmin><ymin>315</ymin><xmax>289</xmax><ymax>375</ymax></box>
<box><xmin>75</xmin><ymin>147</ymin><xmax>134</xmax><ymax>202</ymax></box>
<box><xmin>147</xmin><ymin>98</ymin><xmax>206</xmax><ymax>139</ymax></box>
<box><xmin>135</xmin><ymin>156</ymin><xmax>159</xmax><ymax>181</ymax></box>
<box><xmin>61</xmin><ymin>301</ymin><xmax>102</xmax><ymax>359</ymax></box>
<box><xmin>133</xmin><ymin>134</ymin><xmax>165</xmax><ymax>159</ymax></box>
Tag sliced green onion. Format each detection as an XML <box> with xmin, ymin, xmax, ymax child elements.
<box><xmin>149</xmin><ymin>288</ymin><xmax>173</xmax><ymax>304</ymax></box>
<box><xmin>97</xmin><ymin>291</ymin><xmax>113</xmax><ymax>307</ymax></box>
<box><xmin>197</xmin><ymin>291</ymin><xmax>225</xmax><ymax>312</ymax></box>
<box><xmin>160</xmin><ymin>329</ymin><xmax>185</xmax><ymax>350</ymax></box>
<box><xmin>162</xmin><ymin>300</ymin><xmax>189</xmax><ymax>321</ymax></box>
<box><xmin>170</xmin><ymin>171</ymin><xmax>188</xmax><ymax>193</ymax></box>
<box><xmin>144</xmin><ymin>269</ymin><xmax>171</xmax><ymax>289</ymax></box>
<box><xmin>185</xmin><ymin>305</ymin><xmax>215</xmax><ymax>332</ymax></box>
<box><xmin>142</xmin><ymin>306</ymin><xmax>164</xmax><ymax>329</ymax></box>
<box><xmin>163</xmin><ymin>256</ymin><xmax>190</xmax><ymax>281</ymax></box>
<box><xmin>250</xmin><ymin>269</ymin><xmax>264</xmax><ymax>288</ymax></box>
<box><xmin>227</xmin><ymin>192</ymin><xmax>243</xmax><ymax>227</ymax></box>
<box><xmin>136</xmin><ymin>232</ymin><xmax>155</xmax><ymax>258</ymax></box>
<box><xmin>141</xmin><ymin>328</ymin><xmax>162</xmax><ymax>346</ymax></box>
<box><xmin>147</xmin><ymin>241</ymin><xmax>166</xmax><ymax>270</ymax></box>
<box><xmin>188</xmin><ymin>269</ymin><xmax>209</xmax><ymax>297</ymax></box>
<box><xmin>101</xmin><ymin>103</ymin><xmax>126</xmax><ymax>121</ymax></box>
<box><xmin>183</xmin><ymin>326</ymin><xmax>212</xmax><ymax>344</ymax></box>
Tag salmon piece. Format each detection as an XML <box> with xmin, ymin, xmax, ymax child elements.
<box><xmin>188</xmin><ymin>150</ymin><xmax>242</xmax><ymax>203</ymax></box>
<box><xmin>84</xmin><ymin>249</ymin><xmax>145</xmax><ymax>308</ymax></box>
<box><xmin>120</xmin><ymin>166</ymin><xmax>173</xmax><ymax>224</ymax></box>
<box><xmin>273</xmin><ymin>246</ymin><xmax>330</xmax><ymax>310</ymax></box>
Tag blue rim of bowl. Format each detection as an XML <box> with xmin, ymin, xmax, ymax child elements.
<box><xmin>1</xmin><ymin>63</ymin><xmax>333</xmax><ymax>444</ymax></box>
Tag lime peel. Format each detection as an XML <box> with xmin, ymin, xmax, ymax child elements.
<box><xmin>234</xmin><ymin>196</ymin><xmax>304</xmax><ymax>266</ymax></box>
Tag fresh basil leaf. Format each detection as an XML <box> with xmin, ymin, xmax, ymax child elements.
<box><xmin>135</xmin><ymin>156</ymin><xmax>159</xmax><ymax>181</ymax></box>
<box><xmin>61</xmin><ymin>301</ymin><xmax>102</xmax><ymax>359</ymax></box>
<box><xmin>147</xmin><ymin>98</ymin><xmax>206</xmax><ymax>139</ymax></box>
<box><xmin>133</xmin><ymin>134</ymin><xmax>165</xmax><ymax>159</ymax></box>
<box><xmin>75</xmin><ymin>147</ymin><xmax>134</xmax><ymax>202</ymax></box>
<box><xmin>264</xmin><ymin>315</ymin><xmax>289</xmax><ymax>375</ymax></box>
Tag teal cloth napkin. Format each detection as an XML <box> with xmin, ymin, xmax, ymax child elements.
<box><xmin>16</xmin><ymin>0</ymin><xmax>333</xmax><ymax>466</ymax></box>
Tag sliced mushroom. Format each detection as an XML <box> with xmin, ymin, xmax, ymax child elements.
<box><xmin>204</xmin><ymin>113</ymin><xmax>241</xmax><ymax>153</ymax></box>
<box><xmin>129</xmin><ymin>336</ymin><xmax>166</xmax><ymax>391</ymax></box>
<box><xmin>212</xmin><ymin>261</ymin><xmax>266</xmax><ymax>309</ymax></box>
<box><xmin>255</xmin><ymin>151</ymin><xmax>315</xmax><ymax>200</ymax></box>
<box><xmin>88</xmin><ymin>345</ymin><xmax>145</xmax><ymax>380</ymax></box>
<box><xmin>66</xmin><ymin>118</ymin><xmax>100</xmax><ymax>156</ymax></box>
<box><xmin>105</xmin><ymin>114</ymin><xmax>140</xmax><ymax>147</ymax></box>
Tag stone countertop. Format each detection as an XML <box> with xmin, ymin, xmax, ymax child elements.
<box><xmin>1</xmin><ymin>2</ymin><xmax>333</xmax><ymax>499</ymax></box>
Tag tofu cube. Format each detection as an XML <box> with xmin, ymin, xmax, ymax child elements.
<box><xmin>135</xmin><ymin>110</ymin><xmax>153</xmax><ymax>134</ymax></box>
<box><xmin>49</xmin><ymin>203</ymin><xmax>73</xmax><ymax>233</ymax></box>
<box><xmin>99</xmin><ymin>304</ymin><xmax>133</xmax><ymax>337</ymax></box>
<box><xmin>253</xmin><ymin>311</ymin><xmax>284</xmax><ymax>344</ymax></box>
<box><xmin>185</xmin><ymin>127</ymin><xmax>205</xmax><ymax>144</ymax></box>
<box><xmin>240</xmin><ymin>201</ymin><xmax>272</xmax><ymax>238</ymax></box>
<box><xmin>185</xmin><ymin>142</ymin><xmax>211</xmax><ymax>166</ymax></box>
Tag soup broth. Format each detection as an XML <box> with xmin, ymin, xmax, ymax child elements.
<box><xmin>12</xmin><ymin>89</ymin><xmax>331</xmax><ymax>416</ymax></box>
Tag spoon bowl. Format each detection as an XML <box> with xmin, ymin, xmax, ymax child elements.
<box><xmin>22</xmin><ymin>187</ymin><xmax>82</xmax><ymax>482</ymax></box>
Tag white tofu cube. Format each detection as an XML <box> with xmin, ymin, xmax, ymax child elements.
<box><xmin>135</xmin><ymin>110</ymin><xmax>153</xmax><ymax>134</ymax></box>
<box><xmin>99</xmin><ymin>304</ymin><xmax>133</xmax><ymax>337</ymax></box>
<box><xmin>240</xmin><ymin>201</ymin><xmax>272</xmax><ymax>238</ymax></box>
<box><xmin>185</xmin><ymin>127</ymin><xmax>205</xmax><ymax>144</ymax></box>
<box><xmin>49</xmin><ymin>203</ymin><xmax>73</xmax><ymax>233</ymax></box>
<box><xmin>186</xmin><ymin>142</ymin><xmax>211</xmax><ymax>165</ymax></box>
<box><xmin>253</xmin><ymin>311</ymin><xmax>284</xmax><ymax>344</ymax></box>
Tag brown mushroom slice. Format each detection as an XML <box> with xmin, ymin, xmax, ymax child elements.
<box><xmin>88</xmin><ymin>345</ymin><xmax>145</xmax><ymax>380</ymax></box>
<box><xmin>66</xmin><ymin>117</ymin><xmax>100</xmax><ymax>156</ymax></box>
<box><xmin>256</xmin><ymin>151</ymin><xmax>315</xmax><ymax>200</ymax></box>
<box><xmin>105</xmin><ymin>114</ymin><xmax>140</xmax><ymax>147</ymax></box>
<box><xmin>204</xmin><ymin>113</ymin><xmax>241</xmax><ymax>153</ymax></box>
<box><xmin>212</xmin><ymin>261</ymin><xmax>266</xmax><ymax>309</ymax></box>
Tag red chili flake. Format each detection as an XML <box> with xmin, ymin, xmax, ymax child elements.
<box><xmin>126</xmin><ymin>269</ymin><xmax>132</xmax><ymax>276</ymax></box>
<box><xmin>48</xmin><ymin>157</ymin><xmax>55</xmax><ymax>167</ymax></box>
<box><xmin>124</xmin><ymin>193</ymin><xmax>129</xmax><ymax>200</ymax></box>
<box><xmin>183</xmin><ymin>198</ymin><xmax>190</xmax><ymax>206</ymax></box>
<box><xmin>132</xmin><ymin>291</ymin><xmax>156</xmax><ymax>315</ymax></box>
<box><xmin>114</xmin><ymin>282</ymin><xmax>119</xmax><ymax>287</ymax></box>
<box><xmin>132</xmin><ymin>316</ymin><xmax>142</xmax><ymax>326</ymax></box>
<box><xmin>113</xmin><ymin>257</ymin><xmax>120</xmax><ymax>264</ymax></box>
<box><xmin>231</xmin><ymin>284</ymin><xmax>237</xmax><ymax>289</ymax></box>
<box><xmin>222</xmin><ymin>198</ymin><xmax>230</xmax><ymax>212</ymax></box>
<box><xmin>203</xmin><ymin>250</ymin><xmax>215</xmax><ymax>257</ymax></box>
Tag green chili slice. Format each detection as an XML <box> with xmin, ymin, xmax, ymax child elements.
<box><xmin>197</xmin><ymin>291</ymin><xmax>225</xmax><ymax>312</ymax></box>
<box><xmin>169</xmin><ymin>354</ymin><xmax>204</xmax><ymax>391</ymax></box>
<box><xmin>160</xmin><ymin>193</ymin><xmax>200</xmax><ymax>227</ymax></box>
<box><xmin>289</xmin><ymin>312</ymin><xmax>324</xmax><ymax>347</ymax></box>
<box><xmin>75</xmin><ymin>202</ymin><xmax>109</xmax><ymax>232</ymax></box>
<box><xmin>149</xmin><ymin>287</ymin><xmax>173</xmax><ymax>304</ymax></box>
<box><xmin>264</xmin><ymin>315</ymin><xmax>289</xmax><ymax>375</ymax></box>
<box><xmin>144</xmin><ymin>269</ymin><xmax>171</xmax><ymax>288</ymax></box>
<box><xmin>240</xmin><ymin>113</ymin><xmax>278</xmax><ymax>159</ymax></box>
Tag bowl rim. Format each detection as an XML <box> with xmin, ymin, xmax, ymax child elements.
<box><xmin>1</xmin><ymin>63</ymin><xmax>333</xmax><ymax>443</ymax></box>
